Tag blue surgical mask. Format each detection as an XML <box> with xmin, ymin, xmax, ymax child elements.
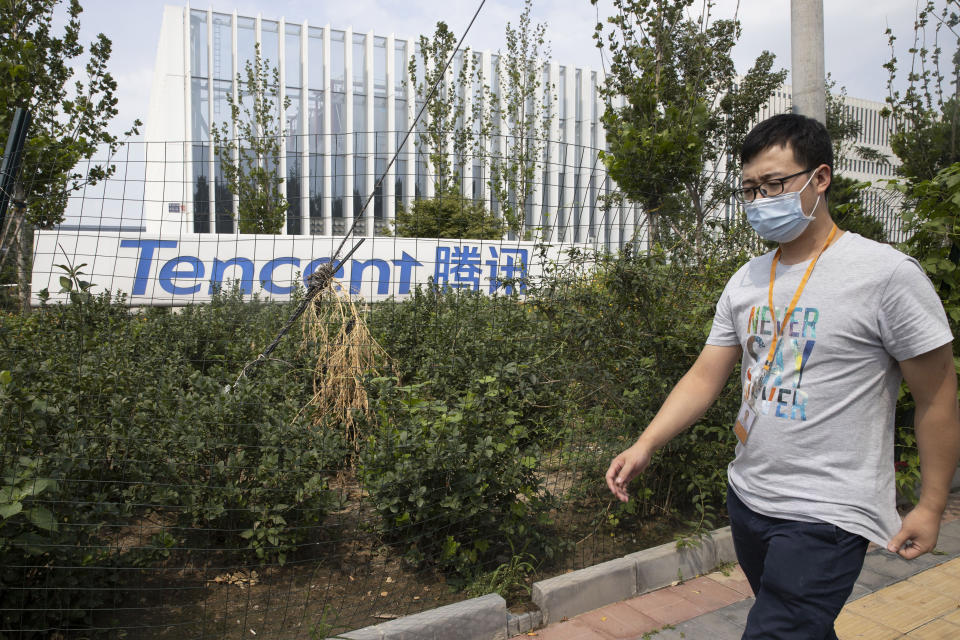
<box><xmin>744</xmin><ymin>172</ymin><xmax>821</xmax><ymax>243</ymax></box>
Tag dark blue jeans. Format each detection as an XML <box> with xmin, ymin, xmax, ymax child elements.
<box><xmin>727</xmin><ymin>486</ymin><xmax>869</xmax><ymax>640</ymax></box>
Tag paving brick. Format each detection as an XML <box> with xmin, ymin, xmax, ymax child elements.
<box><xmin>853</xmin><ymin>564</ymin><xmax>898</xmax><ymax>591</ymax></box>
<box><xmin>905</xmin><ymin>618</ymin><xmax>960</xmax><ymax>639</ymax></box>
<box><xmin>940</xmin><ymin>518</ymin><xmax>960</xmax><ymax>538</ymax></box>
<box><xmin>935</xmin><ymin>557</ymin><xmax>960</xmax><ymax>577</ymax></box>
<box><xmin>862</xmin><ymin>549</ymin><xmax>941</xmax><ymax>581</ymax></box>
<box><xmin>531</xmin><ymin>557</ymin><xmax>637</xmax><ymax>626</ymax></box>
<box><xmin>712</xmin><ymin>598</ymin><xmax>754</xmax><ymax>628</ymax></box>
<box><xmin>531</xmin><ymin>619</ymin><xmax>609</xmax><ymax>640</ymax></box>
<box><xmin>575</xmin><ymin>602</ymin><xmax>660</xmax><ymax>639</ymax></box>
<box><xmin>704</xmin><ymin>566</ymin><xmax>753</xmax><ymax>598</ymax></box>
<box><xmin>834</xmin><ymin>610</ymin><xmax>901</xmax><ymax>640</ymax></box>
<box><xmin>674</xmin><ymin>611</ymin><xmax>745</xmax><ymax>640</ymax></box>
<box><xmin>843</xmin><ymin>581</ymin><xmax>957</xmax><ymax>633</ymax></box>
<box><xmin>665</xmin><ymin>576</ymin><xmax>746</xmax><ymax>610</ymax></box>
<box><xmin>846</xmin><ymin>582</ymin><xmax>873</xmax><ymax>603</ymax></box>
<box><xmin>636</xmin><ymin>626</ymin><xmax>687</xmax><ymax>639</ymax></box>
<box><xmin>930</xmin><ymin>529</ymin><xmax>960</xmax><ymax>556</ymax></box>
<box><xmin>907</xmin><ymin>564</ymin><xmax>960</xmax><ymax>595</ymax></box>
<box><xmin>942</xmin><ymin>606</ymin><xmax>960</xmax><ymax>625</ymax></box>
<box><xmin>625</xmin><ymin>590</ymin><xmax>709</xmax><ymax>626</ymax></box>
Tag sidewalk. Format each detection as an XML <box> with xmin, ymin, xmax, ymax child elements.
<box><xmin>512</xmin><ymin>493</ymin><xmax>960</xmax><ymax>640</ymax></box>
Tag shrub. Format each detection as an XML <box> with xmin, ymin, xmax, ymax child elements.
<box><xmin>360</xmin><ymin>376</ymin><xmax>562</xmax><ymax>580</ymax></box>
<box><xmin>0</xmin><ymin>288</ymin><xmax>346</xmax><ymax>632</ymax></box>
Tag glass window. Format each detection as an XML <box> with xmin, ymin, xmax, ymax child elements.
<box><xmin>353</xmin><ymin>34</ymin><xmax>366</xmax><ymax>94</ymax></box>
<box><xmin>396</xmin><ymin>98</ymin><xmax>408</xmax><ymax>147</ymax></box>
<box><xmin>308</xmin><ymin>27</ymin><xmax>324</xmax><ymax>91</ymax></box>
<box><xmin>237</xmin><ymin>16</ymin><xmax>256</xmax><ymax>75</ymax></box>
<box><xmin>190</xmin><ymin>10</ymin><xmax>208</xmax><ymax>78</ymax></box>
<box><xmin>212</xmin><ymin>79</ymin><xmax>232</xmax><ymax>132</ymax></box>
<box><xmin>191</xmin><ymin>78</ymin><xmax>209</xmax><ymax>142</ymax></box>
<box><xmin>374</xmin><ymin>36</ymin><xmax>387</xmax><ymax>97</ymax></box>
<box><xmin>395</xmin><ymin>40</ymin><xmax>407</xmax><ymax>92</ymax></box>
<box><xmin>330</xmin><ymin>30</ymin><xmax>346</xmax><ymax>92</ymax></box>
<box><xmin>285</xmin><ymin>24</ymin><xmax>301</xmax><ymax>88</ymax></box>
<box><xmin>355</xmin><ymin>93</ymin><xmax>367</xmax><ymax>216</ymax></box>
<box><xmin>559</xmin><ymin>67</ymin><xmax>567</xmax><ymax>122</ymax></box>
<box><xmin>575</xmin><ymin>69</ymin><xmax>582</xmax><ymax>123</ymax></box>
<box><xmin>286</xmin><ymin>89</ymin><xmax>303</xmax><ymax>235</ymax></box>
<box><xmin>211</xmin><ymin>14</ymin><xmax>231</xmax><ymax>82</ymax></box>
<box><xmin>331</xmin><ymin>91</ymin><xmax>346</xmax><ymax>218</ymax></box>
<box><xmin>374</xmin><ymin>96</ymin><xmax>388</xmax><ymax>145</ymax></box>
<box><xmin>308</xmin><ymin>89</ymin><xmax>324</xmax><ymax>230</ymax></box>
<box><xmin>214</xmin><ymin>155</ymin><xmax>234</xmax><ymax>233</ymax></box>
<box><xmin>192</xmin><ymin>144</ymin><xmax>210</xmax><ymax>233</ymax></box>
<box><xmin>591</xmin><ymin>71</ymin><xmax>597</xmax><ymax>123</ymax></box>
<box><xmin>261</xmin><ymin>20</ymin><xmax>280</xmax><ymax>71</ymax></box>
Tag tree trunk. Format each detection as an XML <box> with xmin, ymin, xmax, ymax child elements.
<box><xmin>14</xmin><ymin>184</ymin><xmax>31</xmax><ymax>314</ymax></box>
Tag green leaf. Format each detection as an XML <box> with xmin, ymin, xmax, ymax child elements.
<box><xmin>0</xmin><ymin>501</ymin><xmax>23</xmax><ymax>519</ymax></box>
<box><xmin>25</xmin><ymin>506</ymin><xmax>56</xmax><ymax>531</ymax></box>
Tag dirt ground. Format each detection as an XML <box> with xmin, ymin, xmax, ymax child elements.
<box><xmin>97</xmin><ymin>460</ymin><xmax>703</xmax><ymax>639</ymax></box>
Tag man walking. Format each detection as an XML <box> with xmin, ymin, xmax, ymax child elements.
<box><xmin>605</xmin><ymin>113</ymin><xmax>960</xmax><ymax>638</ymax></box>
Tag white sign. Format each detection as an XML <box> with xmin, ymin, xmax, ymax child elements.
<box><xmin>32</xmin><ymin>231</ymin><xmax>574</xmax><ymax>306</ymax></box>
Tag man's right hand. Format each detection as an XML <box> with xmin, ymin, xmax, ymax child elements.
<box><xmin>605</xmin><ymin>442</ymin><xmax>654</xmax><ymax>502</ymax></box>
<box><xmin>603</xmin><ymin>344</ymin><xmax>741</xmax><ymax>503</ymax></box>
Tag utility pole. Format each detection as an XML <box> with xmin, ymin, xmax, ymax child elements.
<box><xmin>790</xmin><ymin>0</ymin><xmax>826</xmax><ymax>124</ymax></box>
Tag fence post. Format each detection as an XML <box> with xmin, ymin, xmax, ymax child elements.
<box><xmin>0</xmin><ymin>108</ymin><xmax>31</xmax><ymax>232</ymax></box>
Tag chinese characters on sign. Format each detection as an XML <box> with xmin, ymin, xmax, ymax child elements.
<box><xmin>434</xmin><ymin>245</ymin><xmax>528</xmax><ymax>294</ymax></box>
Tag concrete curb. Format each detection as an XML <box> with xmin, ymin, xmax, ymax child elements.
<box><xmin>328</xmin><ymin>473</ymin><xmax>960</xmax><ymax>640</ymax></box>
<box><xmin>333</xmin><ymin>593</ymin><xmax>507</xmax><ymax>640</ymax></box>
<box><xmin>532</xmin><ymin>527</ymin><xmax>736</xmax><ymax>625</ymax></box>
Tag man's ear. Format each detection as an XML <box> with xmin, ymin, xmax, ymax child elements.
<box><xmin>815</xmin><ymin>164</ymin><xmax>832</xmax><ymax>195</ymax></box>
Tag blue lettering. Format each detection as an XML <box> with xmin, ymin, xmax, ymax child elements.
<box><xmin>775</xmin><ymin>388</ymin><xmax>792</xmax><ymax>418</ymax></box>
<box><xmin>392</xmin><ymin>252</ymin><xmax>422</xmax><ymax>294</ymax></box>
<box><xmin>120</xmin><ymin>239</ymin><xmax>178</xmax><ymax>295</ymax></box>
<box><xmin>350</xmin><ymin>259</ymin><xmax>390</xmax><ymax>295</ymax></box>
<box><xmin>159</xmin><ymin>256</ymin><xmax>204</xmax><ymax>295</ymax></box>
<box><xmin>209</xmin><ymin>257</ymin><xmax>254</xmax><ymax>294</ymax></box>
<box><xmin>260</xmin><ymin>257</ymin><xmax>300</xmax><ymax>295</ymax></box>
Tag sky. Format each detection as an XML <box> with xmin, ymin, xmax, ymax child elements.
<box><xmin>62</xmin><ymin>0</ymin><xmax>935</xmax><ymax>140</ymax></box>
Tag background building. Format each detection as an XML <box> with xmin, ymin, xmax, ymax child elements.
<box><xmin>143</xmin><ymin>4</ymin><xmax>903</xmax><ymax>248</ymax></box>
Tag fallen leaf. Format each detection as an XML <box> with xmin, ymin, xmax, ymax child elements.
<box><xmin>373</xmin><ymin>613</ymin><xmax>400</xmax><ymax>620</ymax></box>
<box><xmin>385</xmin><ymin>577</ymin><xmax>394</xmax><ymax>583</ymax></box>
<box><xmin>600</xmin><ymin>616</ymin><xmax>607</xmax><ymax>622</ymax></box>
<box><xmin>380</xmin><ymin>591</ymin><xmax>389</xmax><ymax>597</ymax></box>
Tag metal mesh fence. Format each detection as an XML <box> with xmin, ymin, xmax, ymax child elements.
<box><xmin>0</xmin><ymin>137</ymin><xmax>909</xmax><ymax>639</ymax></box>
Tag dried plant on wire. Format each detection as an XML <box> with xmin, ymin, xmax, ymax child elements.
<box><xmin>298</xmin><ymin>278</ymin><xmax>391</xmax><ymax>449</ymax></box>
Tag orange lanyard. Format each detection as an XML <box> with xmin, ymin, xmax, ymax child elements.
<box><xmin>762</xmin><ymin>224</ymin><xmax>838</xmax><ymax>371</ymax></box>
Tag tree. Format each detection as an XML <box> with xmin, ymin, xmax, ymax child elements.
<box><xmin>409</xmin><ymin>22</ymin><xmax>475</xmax><ymax>196</ymax></box>
<box><xmin>823</xmin><ymin>76</ymin><xmax>890</xmax><ymax>243</ymax></box>
<box><xmin>0</xmin><ymin>0</ymin><xmax>138</xmax><ymax>310</ymax></box>
<box><xmin>882</xmin><ymin>0</ymin><xmax>960</xmax><ymax>183</ymax></box>
<box><xmin>593</xmin><ymin>0</ymin><xmax>786</xmax><ymax>248</ymax></box>
<box><xmin>484</xmin><ymin>0</ymin><xmax>553</xmax><ymax>237</ymax></box>
<box><xmin>391</xmin><ymin>184</ymin><xmax>505</xmax><ymax>239</ymax></box>
<box><xmin>212</xmin><ymin>43</ymin><xmax>291</xmax><ymax>234</ymax></box>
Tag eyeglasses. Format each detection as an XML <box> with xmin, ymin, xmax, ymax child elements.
<box><xmin>734</xmin><ymin>168</ymin><xmax>814</xmax><ymax>204</ymax></box>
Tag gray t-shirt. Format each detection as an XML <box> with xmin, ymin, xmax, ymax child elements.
<box><xmin>707</xmin><ymin>231</ymin><xmax>953</xmax><ymax>546</ymax></box>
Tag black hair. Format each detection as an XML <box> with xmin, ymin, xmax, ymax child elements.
<box><xmin>741</xmin><ymin>113</ymin><xmax>833</xmax><ymax>190</ymax></box>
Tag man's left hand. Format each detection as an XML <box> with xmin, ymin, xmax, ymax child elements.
<box><xmin>887</xmin><ymin>504</ymin><xmax>941</xmax><ymax>559</ymax></box>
